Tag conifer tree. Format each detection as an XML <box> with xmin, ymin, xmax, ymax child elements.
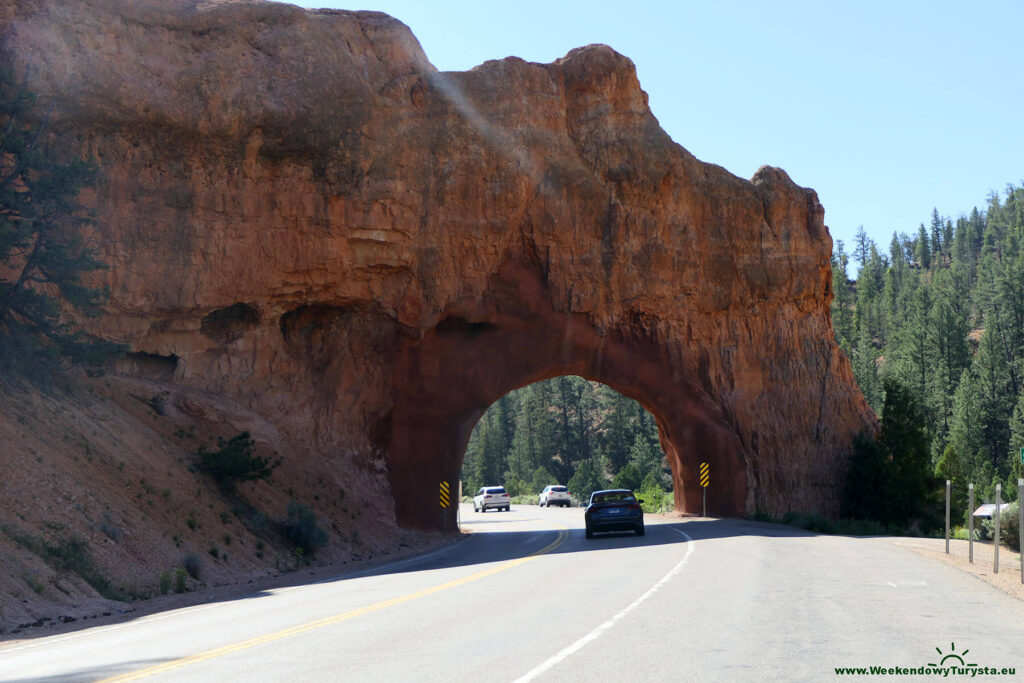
<box><xmin>0</xmin><ymin>70</ymin><xmax>121</xmax><ymax>379</ymax></box>
<box><xmin>973</xmin><ymin>325</ymin><xmax>1014</xmax><ymax>468</ymax></box>
<box><xmin>929</xmin><ymin>208</ymin><xmax>944</xmax><ymax>261</ymax></box>
<box><xmin>853</xmin><ymin>226</ymin><xmax>871</xmax><ymax>270</ymax></box>
<box><xmin>949</xmin><ymin>367</ymin><xmax>986</xmax><ymax>484</ymax></box>
<box><xmin>915</xmin><ymin>223</ymin><xmax>931</xmax><ymax>269</ymax></box>
<box><xmin>852</xmin><ymin>321</ymin><xmax>882</xmax><ymax>414</ymax></box>
<box><xmin>831</xmin><ymin>241</ymin><xmax>855</xmax><ymax>352</ymax></box>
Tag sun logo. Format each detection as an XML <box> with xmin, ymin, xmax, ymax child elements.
<box><xmin>928</xmin><ymin>643</ymin><xmax>976</xmax><ymax>668</ymax></box>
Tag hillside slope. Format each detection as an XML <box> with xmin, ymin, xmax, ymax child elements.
<box><xmin>0</xmin><ymin>372</ymin><xmax>436</xmax><ymax>636</ymax></box>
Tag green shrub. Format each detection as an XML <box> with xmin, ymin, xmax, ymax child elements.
<box><xmin>195</xmin><ymin>432</ymin><xmax>280</xmax><ymax>492</ymax></box>
<box><xmin>502</xmin><ymin>475</ymin><xmax>529</xmax><ymax>497</ymax></box>
<box><xmin>776</xmin><ymin>512</ymin><xmax>891</xmax><ymax>536</ymax></box>
<box><xmin>24</xmin><ymin>575</ymin><xmax>44</xmax><ymax>594</ymax></box>
<box><xmin>158</xmin><ymin>570</ymin><xmax>171</xmax><ymax>595</ymax></box>
<box><xmin>175</xmin><ymin>568</ymin><xmax>187</xmax><ymax>593</ymax></box>
<box><xmin>567</xmin><ymin>460</ymin><xmax>606</xmax><ymax>503</ymax></box>
<box><xmin>781</xmin><ymin>512</ymin><xmax>837</xmax><ymax>534</ymax></box>
<box><xmin>612</xmin><ymin>463</ymin><xmax>644</xmax><ymax>491</ymax></box>
<box><xmin>99</xmin><ymin>520</ymin><xmax>121</xmax><ymax>543</ymax></box>
<box><xmin>982</xmin><ymin>502</ymin><xmax>1021</xmax><ymax>551</ymax></box>
<box><xmin>637</xmin><ymin>489</ymin><xmax>673</xmax><ymax>514</ymax></box>
<box><xmin>282</xmin><ymin>500</ymin><xmax>328</xmax><ymax>557</ymax></box>
<box><xmin>182</xmin><ymin>553</ymin><xmax>202</xmax><ymax>579</ymax></box>
<box><xmin>529</xmin><ymin>466</ymin><xmax>556</xmax><ymax>496</ymax></box>
<box><xmin>41</xmin><ymin>536</ymin><xmax>119</xmax><ymax>599</ymax></box>
<box><xmin>834</xmin><ymin>518</ymin><xmax>887</xmax><ymax>536</ymax></box>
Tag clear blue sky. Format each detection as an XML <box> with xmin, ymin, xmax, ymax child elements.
<box><xmin>288</xmin><ymin>0</ymin><xmax>1023</xmax><ymax>257</ymax></box>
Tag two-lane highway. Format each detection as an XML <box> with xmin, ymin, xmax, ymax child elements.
<box><xmin>3</xmin><ymin>506</ymin><xmax>1024</xmax><ymax>681</ymax></box>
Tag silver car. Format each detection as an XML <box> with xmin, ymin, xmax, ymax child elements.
<box><xmin>474</xmin><ymin>486</ymin><xmax>510</xmax><ymax>512</ymax></box>
<box><xmin>538</xmin><ymin>485</ymin><xmax>571</xmax><ymax>507</ymax></box>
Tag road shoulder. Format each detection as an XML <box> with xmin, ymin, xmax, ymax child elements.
<box><xmin>887</xmin><ymin>535</ymin><xmax>1024</xmax><ymax>602</ymax></box>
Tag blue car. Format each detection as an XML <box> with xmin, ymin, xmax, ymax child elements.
<box><xmin>585</xmin><ymin>489</ymin><xmax>645</xmax><ymax>538</ymax></box>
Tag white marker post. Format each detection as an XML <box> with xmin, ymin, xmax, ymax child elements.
<box><xmin>994</xmin><ymin>483</ymin><xmax>1001</xmax><ymax>574</ymax></box>
<box><xmin>968</xmin><ymin>483</ymin><xmax>974</xmax><ymax>564</ymax></box>
<box><xmin>1019</xmin><ymin>479</ymin><xmax>1023</xmax><ymax>585</ymax></box>
<box><xmin>945</xmin><ymin>480</ymin><xmax>951</xmax><ymax>554</ymax></box>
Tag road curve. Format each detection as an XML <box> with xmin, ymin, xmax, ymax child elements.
<box><xmin>2</xmin><ymin>505</ymin><xmax>1024</xmax><ymax>681</ymax></box>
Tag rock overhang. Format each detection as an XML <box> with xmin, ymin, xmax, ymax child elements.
<box><xmin>1</xmin><ymin>0</ymin><xmax>875</xmax><ymax>529</ymax></box>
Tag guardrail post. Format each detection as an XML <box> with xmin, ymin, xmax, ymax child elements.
<box><xmin>945</xmin><ymin>480</ymin><xmax>950</xmax><ymax>554</ymax></box>
<box><xmin>968</xmin><ymin>483</ymin><xmax>974</xmax><ymax>564</ymax></box>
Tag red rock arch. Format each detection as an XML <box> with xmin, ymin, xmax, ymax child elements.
<box><xmin>1</xmin><ymin>2</ymin><xmax>876</xmax><ymax>534</ymax></box>
<box><xmin>386</xmin><ymin>257</ymin><xmax>747</xmax><ymax>530</ymax></box>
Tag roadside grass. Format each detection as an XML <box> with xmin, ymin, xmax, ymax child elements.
<box><xmin>637</xmin><ymin>490</ymin><xmax>674</xmax><ymax>514</ymax></box>
<box><xmin>1</xmin><ymin>524</ymin><xmax>122</xmax><ymax>600</ymax></box>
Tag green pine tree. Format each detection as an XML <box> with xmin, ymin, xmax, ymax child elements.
<box><xmin>915</xmin><ymin>223</ymin><xmax>931</xmax><ymax>269</ymax></box>
<box><xmin>831</xmin><ymin>241</ymin><xmax>855</xmax><ymax>353</ymax></box>
<box><xmin>1</xmin><ymin>70</ymin><xmax>122</xmax><ymax>379</ymax></box>
<box><xmin>568</xmin><ymin>458</ymin><xmax>606</xmax><ymax>502</ymax></box>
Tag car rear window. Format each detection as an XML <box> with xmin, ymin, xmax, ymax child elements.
<box><xmin>486</xmin><ymin>487</ymin><xmax>506</xmax><ymax>494</ymax></box>
<box><xmin>551</xmin><ymin>486</ymin><xmax>567</xmax><ymax>493</ymax></box>
<box><xmin>593</xmin><ymin>491</ymin><xmax>635</xmax><ymax>503</ymax></box>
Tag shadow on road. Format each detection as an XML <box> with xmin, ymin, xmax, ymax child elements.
<box><xmin>0</xmin><ymin>513</ymin><xmax>869</xmax><ymax>646</ymax></box>
<box><xmin>391</xmin><ymin>515</ymin><xmax>820</xmax><ymax>574</ymax></box>
<box><xmin>3</xmin><ymin>658</ymin><xmax>174</xmax><ymax>683</ymax></box>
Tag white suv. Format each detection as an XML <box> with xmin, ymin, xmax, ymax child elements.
<box><xmin>539</xmin><ymin>485</ymin><xmax>571</xmax><ymax>507</ymax></box>
<box><xmin>474</xmin><ymin>486</ymin><xmax>510</xmax><ymax>512</ymax></box>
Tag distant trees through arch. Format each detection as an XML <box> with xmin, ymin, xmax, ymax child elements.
<box><xmin>460</xmin><ymin>375</ymin><xmax>672</xmax><ymax>504</ymax></box>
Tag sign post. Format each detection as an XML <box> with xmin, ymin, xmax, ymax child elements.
<box><xmin>440</xmin><ymin>480</ymin><xmax>450</xmax><ymax>534</ymax></box>
<box><xmin>994</xmin><ymin>483</ymin><xmax>1001</xmax><ymax>574</ymax></box>
<box><xmin>699</xmin><ymin>462</ymin><xmax>709</xmax><ymax>517</ymax></box>
<box><xmin>945</xmin><ymin>480</ymin><xmax>951</xmax><ymax>554</ymax></box>
<box><xmin>968</xmin><ymin>483</ymin><xmax>974</xmax><ymax>564</ymax></box>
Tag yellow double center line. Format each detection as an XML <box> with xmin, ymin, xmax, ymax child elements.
<box><xmin>101</xmin><ymin>524</ymin><xmax>570</xmax><ymax>682</ymax></box>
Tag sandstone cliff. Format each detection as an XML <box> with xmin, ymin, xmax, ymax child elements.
<box><xmin>1</xmin><ymin>0</ymin><xmax>875</xmax><ymax>537</ymax></box>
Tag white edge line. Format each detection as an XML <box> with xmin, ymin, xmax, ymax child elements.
<box><xmin>512</xmin><ymin>524</ymin><xmax>695</xmax><ymax>683</ymax></box>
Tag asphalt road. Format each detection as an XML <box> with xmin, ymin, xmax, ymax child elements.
<box><xmin>3</xmin><ymin>505</ymin><xmax>1024</xmax><ymax>682</ymax></box>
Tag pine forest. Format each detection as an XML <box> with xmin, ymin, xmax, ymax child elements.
<box><xmin>833</xmin><ymin>185</ymin><xmax>1024</xmax><ymax>510</ymax></box>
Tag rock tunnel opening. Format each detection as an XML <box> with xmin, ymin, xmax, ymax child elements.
<box><xmin>383</xmin><ymin>260</ymin><xmax>749</xmax><ymax>532</ymax></box>
<box><xmin>459</xmin><ymin>376</ymin><xmax>674</xmax><ymax>509</ymax></box>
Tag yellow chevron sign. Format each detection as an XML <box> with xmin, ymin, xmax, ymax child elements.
<box><xmin>440</xmin><ymin>480</ymin><xmax>450</xmax><ymax>508</ymax></box>
<box><xmin>699</xmin><ymin>462</ymin><xmax>709</xmax><ymax>488</ymax></box>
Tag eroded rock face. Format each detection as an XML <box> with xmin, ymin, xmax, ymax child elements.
<box><xmin>1</xmin><ymin>0</ymin><xmax>875</xmax><ymax>528</ymax></box>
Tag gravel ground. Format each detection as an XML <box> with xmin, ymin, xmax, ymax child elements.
<box><xmin>889</xmin><ymin>535</ymin><xmax>1024</xmax><ymax>602</ymax></box>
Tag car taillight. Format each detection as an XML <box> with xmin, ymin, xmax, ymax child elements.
<box><xmin>484</xmin><ymin>495</ymin><xmax>491</xmax><ymax>498</ymax></box>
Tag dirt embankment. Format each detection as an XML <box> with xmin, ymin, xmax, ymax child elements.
<box><xmin>0</xmin><ymin>372</ymin><xmax>446</xmax><ymax>639</ymax></box>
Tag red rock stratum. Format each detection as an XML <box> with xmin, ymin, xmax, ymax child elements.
<box><xmin>1</xmin><ymin>0</ymin><xmax>875</xmax><ymax>529</ymax></box>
